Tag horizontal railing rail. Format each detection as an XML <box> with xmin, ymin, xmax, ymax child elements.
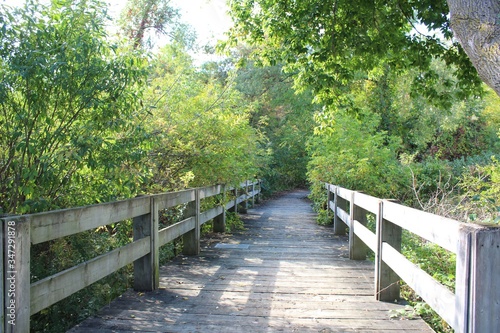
<box><xmin>326</xmin><ymin>183</ymin><xmax>500</xmax><ymax>333</ymax></box>
<box><xmin>1</xmin><ymin>180</ymin><xmax>261</xmax><ymax>333</ymax></box>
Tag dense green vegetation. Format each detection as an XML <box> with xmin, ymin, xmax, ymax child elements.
<box><xmin>2</xmin><ymin>0</ymin><xmax>500</xmax><ymax>332</ymax></box>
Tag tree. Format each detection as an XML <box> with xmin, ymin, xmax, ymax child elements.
<box><xmin>234</xmin><ymin>59</ymin><xmax>318</xmax><ymax>190</ymax></box>
<box><xmin>143</xmin><ymin>44</ymin><xmax>264</xmax><ymax>190</ymax></box>
<box><xmin>225</xmin><ymin>0</ymin><xmax>485</xmax><ymax>101</ymax></box>
<box><xmin>0</xmin><ymin>0</ymin><xmax>148</xmax><ymax>213</ymax></box>
<box><xmin>448</xmin><ymin>0</ymin><xmax>500</xmax><ymax>96</ymax></box>
<box><xmin>119</xmin><ymin>0</ymin><xmax>194</xmax><ymax>50</ymax></box>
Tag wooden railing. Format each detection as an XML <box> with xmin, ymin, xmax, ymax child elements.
<box><xmin>325</xmin><ymin>183</ymin><xmax>500</xmax><ymax>333</ymax></box>
<box><xmin>1</xmin><ymin>180</ymin><xmax>261</xmax><ymax>333</ymax></box>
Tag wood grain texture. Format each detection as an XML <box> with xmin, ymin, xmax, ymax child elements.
<box><xmin>30</xmin><ymin>196</ymin><xmax>151</xmax><ymax>244</ymax></box>
<box><xmin>381</xmin><ymin>243</ymin><xmax>455</xmax><ymax>328</ymax></box>
<box><xmin>382</xmin><ymin>200</ymin><xmax>460</xmax><ymax>253</ymax></box>
<box><xmin>32</xmin><ymin>237</ymin><xmax>150</xmax><ymax>314</ymax></box>
<box><xmin>68</xmin><ymin>190</ymin><xmax>434</xmax><ymax>333</ymax></box>
<box><xmin>468</xmin><ymin>225</ymin><xmax>500</xmax><ymax>333</ymax></box>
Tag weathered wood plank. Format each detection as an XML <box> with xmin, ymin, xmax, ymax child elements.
<box><xmin>376</xmin><ymin>202</ymin><xmax>402</xmax><ymax>302</ymax></box>
<box><xmin>336</xmin><ymin>206</ymin><xmax>351</xmax><ymax>227</ymax></box>
<box><xmin>353</xmin><ymin>220</ymin><xmax>377</xmax><ymax>252</ymax></box>
<box><xmin>70</xmin><ymin>314</ymin><xmax>430</xmax><ymax>333</ymax></box>
<box><xmin>333</xmin><ymin>187</ymin><xmax>348</xmax><ymax>235</ymax></box>
<box><xmin>353</xmin><ymin>192</ymin><xmax>380</xmax><ymax>214</ymax></box>
<box><xmin>350</xmin><ymin>193</ymin><xmax>369</xmax><ymax>260</ymax></box>
<box><xmin>235</xmin><ymin>194</ymin><xmax>248</xmax><ymax>205</ymax></box>
<box><xmin>31</xmin><ymin>237</ymin><xmax>150</xmax><ymax>315</ymax></box>
<box><xmin>382</xmin><ymin>200</ymin><xmax>461</xmax><ymax>253</ymax></box>
<box><xmin>336</xmin><ymin>186</ymin><xmax>353</xmax><ymax>201</ymax></box>
<box><xmin>468</xmin><ymin>225</ymin><xmax>500</xmax><ymax>333</ymax></box>
<box><xmin>454</xmin><ymin>224</ymin><xmax>472</xmax><ymax>332</ymax></box>
<box><xmin>153</xmin><ymin>189</ymin><xmax>195</xmax><ymax>211</ymax></box>
<box><xmin>328</xmin><ymin>199</ymin><xmax>335</xmax><ymax>212</ymax></box>
<box><xmin>198</xmin><ymin>185</ymin><xmax>222</xmax><ymax>199</ymax></box>
<box><xmin>30</xmin><ymin>196</ymin><xmax>151</xmax><ymax>244</ymax></box>
<box><xmin>182</xmin><ymin>190</ymin><xmax>200</xmax><ymax>255</ymax></box>
<box><xmin>199</xmin><ymin>206</ymin><xmax>224</xmax><ymax>225</ymax></box>
<box><xmin>133</xmin><ymin>198</ymin><xmax>158</xmax><ymax>292</ymax></box>
<box><xmin>239</xmin><ymin>180</ymin><xmax>259</xmax><ymax>188</ymax></box>
<box><xmin>213</xmin><ymin>208</ymin><xmax>226</xmax><ymax>233</ymax></box>
<box><xmin>107</xmin><ymin>293</ymin><xmax>408</xmax><ymax>311</ymax></box>
<box><xmin>158</xmin><ymin>217</ymin><xmax>195</xmax><ymax>247</ymax></box>
<box><xmin>382</xmin><ymin>242</ymin><xmax>456</xmax><ymax>328</ymax></box>
<box><xmin>225</xmin><ymin>200</ymin><xmax>236</xmax><ymax>211</ymax></box>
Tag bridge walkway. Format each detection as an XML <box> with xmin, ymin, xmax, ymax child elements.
<box><xmin>68</xmin><ymin>189</ymin><xmax>434</xmax><ymax>332</ymax></box>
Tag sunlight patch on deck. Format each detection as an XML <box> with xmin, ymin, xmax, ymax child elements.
<box><xmin>215</xmin><ymin>243</ymin><xmax>250</xmax><ymax>249</ymax></box>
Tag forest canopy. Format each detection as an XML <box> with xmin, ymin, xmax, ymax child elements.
<box><xmin>225</xmin><ymin>0</ymin><xmax>485</xmax><ymax>102</ymax></box>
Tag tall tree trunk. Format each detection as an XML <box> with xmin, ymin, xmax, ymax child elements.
<box><xmin>448</xmin><ymin>0</ymin><xmax>500</xmax><ymax>96</ymax></box>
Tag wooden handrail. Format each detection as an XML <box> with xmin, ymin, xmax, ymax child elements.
<box><xmin>325</xmin><ymin>183</ymin><xmax>500</xmax><ymax>333</ymax></box>
<box><xmin>1</xmin><ymin>180</ymin><xmax>262</xmax><ymax>333</ymax></box>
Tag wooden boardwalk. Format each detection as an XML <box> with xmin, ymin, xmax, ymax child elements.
<box><xmin>68</xmin><ymin>190</ymin><xmax>434</xmax><ymax>333</ymax></box>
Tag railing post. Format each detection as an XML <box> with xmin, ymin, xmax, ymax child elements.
<box><xmin>333</xmin><ymin>187</ymin><xmax>348</xmax><ymax>235</ymax></box>
<box><xmin>238</xmin><ymin>182</ymin><xmax>248</xmax><ymax>214</ymax></box>
<box><xmin>183</xmin><ymin>189</ymin><xmax>200</xmax><ymax>255</ymax></box>
<box><xmin>244</xmin><ymin>180</ymin><xmax>249</xmax><ymax>211</ymax></box>
<box><xmin>255</xmin><ymin>180</ymin><xmax>261</xmax><ymax>204</ymax></box>
<box><xmin>455</xmin><ymin>224</ymin><xmax>500</xmax><ymax>333</ymax></box>
<box><xmin>455</xmin><ymin>224</ymin><xmax>472</xmax><ymax>333</ymax></box>
<box><xmin>251</xmin><ymin>181</ymin><xmax>255</xmax><ymax>207</ymax></box>
<box><xmin>2</xmin><ymin>216</ymin><xmax>31</xmax><ymax>333</ymax></box>
<box><xmin>232</xmin><ymin>186</ymin><xmax>238</xmax><ymax>214</ymax></box>
<box><xmin>213</xmin><ymin>185</ymin><xmax>226</xmax><ymax>233</ymax></box>
<box><xmin>133</xmin><ymin>196</ymin><xmax>159</xmax><ymax>291</ymax></box>
<box><xmin>349</xmin><ymin>192</ymin><xmax>368</xmax><ymax>260</ymax></box>
<box><xmin>326</xmin><ymin>184</ymin><xmax>332</xmax><ymax>221</ymax></box>
<box><xmin>375</xmin><ymin>200</ymin><xmax>401</xmax><ymax>302</ymax></box>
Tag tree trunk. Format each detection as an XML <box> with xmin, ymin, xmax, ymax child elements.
<box><xmin>448</xmin><ymin>0</ymin><xmax>500</xmax><ymax>96</ymax></box>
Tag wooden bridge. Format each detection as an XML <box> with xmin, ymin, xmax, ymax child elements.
<box><xmin>1</xmin><ymin>181</ymin><xmax>500</xmax><ymax>332</ymax></box>
<box><xmin>67</xmin><ymin>189</ymin><xmax>433</xmax><ymax>333</ymax></box>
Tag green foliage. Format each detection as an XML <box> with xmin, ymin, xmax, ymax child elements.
<box><xmin>5</xmin><ymin>1</ymin><xmax>500</xmax><ymax>332</ymax></box>
<box><xmin>305</xmin><ymin>57</ymin><xmax>497</xmax><ymax>220</ymax></box>
<box><xmin>307</xmin><ymin>104</ymin><xmax>407</xmax><ymax>198</ymax></box>
<box><xmin>143</xmin><ymin>45</ymin><xmax>264</xmax><ymax>191</ymax></box>
<box><xmin>401</xmin><ymin>156</ymin><xmax>455</xmax><ymax>208</ymax></box>
<box><xmin>226</xmin><ymin>0</ymin><xmax>482</xmax><ymax>103</ymax></box>
<box><xmin>316</xmin><ymin>209</ymin><xmax>332</xmax><ymax>226</ymax></box>
<box><xmin>371</xmin><ymin>61</ymin><xmax>488</xmax><ymax>160</ymax></box>
<box><xmin>0</xmin><ymin>0</ymin><xmax>149</xmax><ymax>214</ymax></box>
<box><xmin>225</xmin><ymin>211</ymin><xmax>245</xmax><ymax>233</ymax></box>
<box><xmin>458</xmin><ymin>157</ymin><xmax>500</xmax><ymax>224</ymax></box>
<box><xmin>234</xmin><ymin>60</ymin><xmax>318</xmax><ymax>191</ymax></box>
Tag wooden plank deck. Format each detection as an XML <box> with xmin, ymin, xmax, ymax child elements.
<box><xmin>67</xmin><ymin>190</ymin><xmax>434</xmax><ymax>333</ymax></box>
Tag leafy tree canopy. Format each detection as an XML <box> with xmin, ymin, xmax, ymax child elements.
<box><xmin>225</xmin><ymin>0</ymin><xmax>483</xmax><ymax>103</ymax></box>
<box><xmin>0</xmin><ymin>0</ymin><xmax>149</xmax><ymax>214</ymax></box>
